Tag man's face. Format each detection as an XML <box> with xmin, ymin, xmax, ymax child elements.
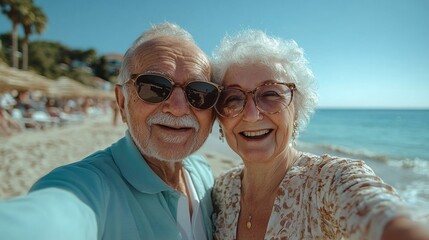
<box><xmin>116</xmin><ymin>37</ymin><xmax>214</xmax><ymax>162</ymax></box>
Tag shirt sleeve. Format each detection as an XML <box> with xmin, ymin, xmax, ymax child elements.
<box><xmin>0</xmin><ymin>188</ymin><xmax>97</xmax><ymax>240</ymax></box>
<box><xmin>319</xmin><ymin>155</ymin><xmax>410</xmax><ymax>240</ymax></box>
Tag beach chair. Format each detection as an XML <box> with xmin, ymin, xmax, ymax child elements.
<box><xmin>11</xmin><ymin>109</ymin><xmax>42</xmax><ymax>129</ymax></box>
<box><xmin>32</xmin><ymin>111</ymin><xmax>61</xmax><ymax>127</ymax></box>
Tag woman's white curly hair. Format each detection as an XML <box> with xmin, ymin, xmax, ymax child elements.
<box><xmin>211</xmin><ymin>29</ymin><xmax>318</xmax><ymax>132</ymax></box>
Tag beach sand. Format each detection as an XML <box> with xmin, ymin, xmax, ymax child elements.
<box><xmin>1</xmin><ymin>113</ymin><xmax>428</xmax><ymax>222</ymax></box>
<box><xmin>0</xmin><ymin>114</ymin><xmax>125</xmax><ymax>198</ymax></box>
<box><xmin>0</xmin><ymin>113</ymin><xmax>238</xmax><ymax>199</ymax></box>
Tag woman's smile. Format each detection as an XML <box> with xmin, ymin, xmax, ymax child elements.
<box><xmin>240</xmin><ymin>129</ymin><xmax>272</xmax><ymax>139</ymax></box>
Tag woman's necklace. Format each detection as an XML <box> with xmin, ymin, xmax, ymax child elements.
<box><xmin>240</xmin><ymin>173</ymin><xmax>284</xmax><ymax>230</ymax></box>
<box><xmin>241</xmin><ymin>197</ymin><xmax>254</xmax><ymax>229</ymax></box>
<box><xmin>241</xmin><ymin>193</ymin><xmax>272</xmax><ymax>230</ymax></box>
<box><xmin>246</xmin><ymin>215</ymin><xmax>253</xmax><ymax>229</ymax></box>
<box><xmin>240</xmin><ymin>151</ymin><xmax>302</xmax><ymax>232</ymax></box>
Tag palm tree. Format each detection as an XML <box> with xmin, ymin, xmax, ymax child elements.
<box><xmin>0</xmin><ymin>0</ymin><xmax>32</xmax><ymax>68</ymax></box>
<box><xmin>21</xmin><ymin>5</ymin><xmax>46</xmax><ymax>70</ymax></box>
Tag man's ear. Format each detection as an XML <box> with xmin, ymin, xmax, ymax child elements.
<box><xmin>115</xmin><ymin>84</ymin><xmax>127</xmax><ymax>123</ymax></box>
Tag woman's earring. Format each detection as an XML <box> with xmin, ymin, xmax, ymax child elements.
<box><xmin>291</xmin><ymin>120</ymin><xmax>298</xmax><ymax>147</ymax></box>
<box><xmin>218</xmin><ymin>123</ymin><xmax>225</xmax><ymax>142</ymax></box>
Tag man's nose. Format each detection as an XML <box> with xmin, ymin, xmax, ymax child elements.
<box><xmin>162</xmin><ymin>87</ymin><xmax>191</xmax><ymax>116</ymax></box>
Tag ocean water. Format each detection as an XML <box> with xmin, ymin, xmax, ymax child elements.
<box><xmin>297</xmin><ymin>109</ymin><xmax>429</xmax><ymax>217</ymax></box>
<box><xmin>204</xmin><ymin>109</ymin><xmax>429</xmax><ymax>218</ymax></box>
<box><xmin>298</xmin><ymin>109</ymin><xmax>429</xmax><ymax>170</ymax></box>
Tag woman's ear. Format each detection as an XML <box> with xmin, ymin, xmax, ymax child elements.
<box><xmin>217</xmin><ymin>119</ymin><xmax>225</xmax><ymax>142</ymax></box>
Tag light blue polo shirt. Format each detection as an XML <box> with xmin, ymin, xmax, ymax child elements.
<box><xmin>29</xmin><ymin>130</ymin><xmax>214</xmax><ymax>240</ymax></box>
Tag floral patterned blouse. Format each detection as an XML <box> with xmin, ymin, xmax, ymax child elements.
<box><xmin>212</xmin><ymin>153</ymin><xmax>409</xmax><ymax>240</ymax></box>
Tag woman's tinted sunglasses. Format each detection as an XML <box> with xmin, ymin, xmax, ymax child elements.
<box><xmin>215</xmin><ymin>82</ymin><xmax>296</xmax><ymax>118</ymax></box>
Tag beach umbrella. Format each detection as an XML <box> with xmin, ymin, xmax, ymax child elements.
<box><xmin>92</xmin><ymin>88</ymin><xmax>116</xmax><ymax>100</ymax></box>
<box><xmin>48</xmin><ymin>77</ymin><xmax>115</xmax><ymax>100</ymax></box>
<box><xmin>0</xmin><ymin>64</ymin><xmax>114</xmax><ymax>100</ymax></box>
<box><xmin>0</xmin><ymin>64</ymin><xmax>55</xmax><ymax>93</ymax></box>
<box><xmin>48</xmin><ymin>77</ymin><xmax>90</xmax><ymax>98</ymax></box>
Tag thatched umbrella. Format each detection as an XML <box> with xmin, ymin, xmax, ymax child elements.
<box><xmin>0</xmin><ymin>64</ymin><xmax>115</xmax><ymax>100</ymax></box>
<box><xmin>48</xmin><ymin>77</ymin><xmax>89</xmax><ymax>98</ymax></box>
<box><xmin>92</xmin><ymin>88</ymin><xmax>116</xmax><ymax>100</ymax></box>
<box><xmin>48</xmin><ymin>77</ymin><xmax>115</xmax><ymax>100</ymax></box>
<box><xmin>0</xmin><ymin>64</ymin><xmax>54</xmax><ymax>93</ymax></box>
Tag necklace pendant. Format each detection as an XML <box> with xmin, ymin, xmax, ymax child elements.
<box><xmin>246</xmin><ymin>215</ymin><xmax>252</xmax><ymax>229</ymax></box>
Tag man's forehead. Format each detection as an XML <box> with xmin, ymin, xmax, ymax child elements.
<box><xmin>136</xmin><ymin>36</ymin><xmax>201</xmax><ymax>56</ymax></box>
<box><xmin>130</xmin><ymin>37</ymin><xmax>210</xmax><ymax>77</ymax></box>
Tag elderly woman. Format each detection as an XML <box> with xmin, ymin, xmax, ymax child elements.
<box><xmin>211</xmin><ymin>30</ymin><xmax>429</xmax><ymax>240</ymax></box>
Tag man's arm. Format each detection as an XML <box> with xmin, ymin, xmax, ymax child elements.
<box><xmin>0</xmin><ymin>188</ymin><xmax>97</xmax><ymax>239</ymax></box>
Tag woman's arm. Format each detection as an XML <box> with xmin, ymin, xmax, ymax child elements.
<box><xmin>381</xmin><ymin>216</ymin><xmax>429</xmax><ymax>240</ymax></box>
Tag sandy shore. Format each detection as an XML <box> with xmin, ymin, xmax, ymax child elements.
<box><xmin>0</xmin><ymin>114</ymin><xmax>124</xmax><ymax>198</ymax></box>
<box><xmin>0</xmin><ymin>114</ymin><xmax>239</xmax><ymax>199</ymax></box>
<box><xmin>1</xmin><ymin>114</ymin><xmax>428</xmax><ymax>222</ymax></box>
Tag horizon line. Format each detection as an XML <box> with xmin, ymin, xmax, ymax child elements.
<box><xmin>316</xmin><ymin>106</ymin><xmax>429</xmax><ymax>110</ymax></box>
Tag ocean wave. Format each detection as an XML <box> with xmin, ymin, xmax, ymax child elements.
<box><xmin>386</xmin><ymin>158</ymin><xmax>429</xmax><ymax>176</ymax></box>
<box><xmin>297</xmin><ymin>141</ymin><xmax>389</xmax><ymax>161</ymax></box>
<box><xmin>296</xmin><ymin>141</ymin><xmax>429</xmax><ymax>173</ymax></box>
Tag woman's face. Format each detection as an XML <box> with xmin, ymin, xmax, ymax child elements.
<box><xmin>218</xmin><ymin>63</ymin><xmax>295</xmax><ymax>164</ymax></box>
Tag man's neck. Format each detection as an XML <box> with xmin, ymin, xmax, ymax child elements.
<box><xmin>145</xmin><ymin>156</ymin><xmax>194</xmax><ymax>216</ymax></box>
<box><xmin>145</xmin><ymin>157</ymin><xmax>184</xmax><ymax>190</ymax></box>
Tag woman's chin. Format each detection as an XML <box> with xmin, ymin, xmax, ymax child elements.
<box><xmin>239</xmin><ymin>151</ymin><xmax>275</xmax><ymax>164</ymax></box>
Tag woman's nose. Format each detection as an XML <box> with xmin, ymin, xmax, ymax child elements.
<box><xmin>242</xmin><ymin>94</ymin><xmax>261</xmax><ymax>122</ymax></box>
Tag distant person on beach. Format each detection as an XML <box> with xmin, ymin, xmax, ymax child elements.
<box><xmin>15</xmin><ymin>90</ymin><xmax>35</xmax><ymax>118</ymax></box>
<box><xmin>0</xmin><ymin>22</ymin><xmax>221</xmax><ymax>239</ymax></box>
<box><xmin>0</xmin><ymin>105</ymin><xmax>22</xmax><ymax>136</ymax></box>
<box><xmin>0</xmin><ymin>92</ymin><xmax>23</xmax><ymax>135</ymax></box>
<box><xmin>211</xmin><ymin>30</ymin><xmax>429</xmax><ymax>240</ymax></box>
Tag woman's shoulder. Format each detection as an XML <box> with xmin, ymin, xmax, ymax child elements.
<box><xmin>298</xmin><ymin>152</ymin><xmax>366</xmax><ymax>166</ymax></box>
<box><xmin>215</xmin><ymin>165</ymin><xmax>243</xmax><ymax>184</ymax></box>
<box><xmin>213</xmin><ymin>165</ymin><xmax>243</xmax><ymax>196</ymax></box>
<box><xmin>296</xmin><ymin>152</ymin><xmax>374</xmax><ymax>176</ymax></box>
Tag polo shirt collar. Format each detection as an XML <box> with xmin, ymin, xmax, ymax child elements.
<box><xmin>111</xmin><ymin>130</ymin><xmax>174</xmax><ymax>194</ymax></box>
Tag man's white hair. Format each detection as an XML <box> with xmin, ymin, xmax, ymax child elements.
<box><xmin>117</xmin><ymin>22</ymin><xmax>195</xmax><ymax>85</ymax></box>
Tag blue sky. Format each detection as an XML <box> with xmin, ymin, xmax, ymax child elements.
<box><xmin>1</xmin><ymin>0</ymin><xmax>428</xmax><ymax>109</ymax></box>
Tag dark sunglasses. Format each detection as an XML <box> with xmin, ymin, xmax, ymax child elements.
<box><xmin>127</xmin><ymin>74</ymin><xmax>222</xmax><ymax>110</ymax></box>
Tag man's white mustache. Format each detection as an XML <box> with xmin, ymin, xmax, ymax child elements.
<box><xmin>147</xmin><ymin>112</ymin><xmax>199</xmax><ymax>131</ymax></box>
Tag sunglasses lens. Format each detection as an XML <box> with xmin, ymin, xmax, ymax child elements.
<box><xmin>215</xmin><ymin>83</ymin><xmax>293</xmax><ymax>118</ymax></box>
<box><xmin>135</xmin><ymin>75</ymin><xmax>172</xmax><ymax>103</ymax></box>
<box><xmin>215</xmin><ymin>88</ymin><xmax>245</xmax><ymax>117</ymax></box>
<box><xmin>255</xmin><ymin>84</ymin><xmax>292</xmax><ymax>113</ymax></box>
<box><xmin>186</xmin><ymin>82</ymin><xmax>219</xmax><ymax>109</ymax></box>
<box><xmin>133</xmin><ymin>74</ymin><xmax>219</xmax><ymax>109</ymax></box>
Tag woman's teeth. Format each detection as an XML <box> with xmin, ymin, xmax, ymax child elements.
<box><xmin>242</xmin><ymin>129</ymin><xmax>270</xmax><ymax>137</ymax></box>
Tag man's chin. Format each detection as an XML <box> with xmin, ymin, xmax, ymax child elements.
<box><xmin>143</xmin><ymin>143</ymin><xmax>196</xmax><ymax>162</ymax></box>
<box><xmin>145</xmin><ymin>151</ymin><xmax>191</xmax><ymax>163</ymax></box>
<box><xmin>131</xmin><ymin>131</ymin><xmax>204</xmax><ymax>162</ymax></box>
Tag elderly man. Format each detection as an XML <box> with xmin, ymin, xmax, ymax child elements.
<box><xmin>0</xmin><ymin>23</ymin><xmax>220</xmax><ymax>240</ymax></box>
